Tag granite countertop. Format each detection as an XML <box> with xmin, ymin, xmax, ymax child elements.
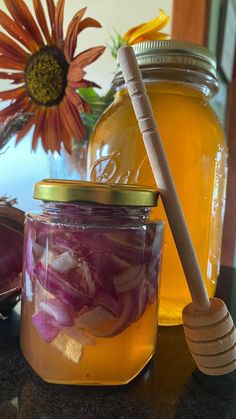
<box><xmin>1</xmin><ymin>266</ymin><xmax>236</xmax><ymax>419</ymax></box>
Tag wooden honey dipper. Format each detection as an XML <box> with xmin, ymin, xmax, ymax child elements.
<box><xmin>118</xmin><ymin>45</ymin><xmax>236</xmax><ymax>376</ymax></box>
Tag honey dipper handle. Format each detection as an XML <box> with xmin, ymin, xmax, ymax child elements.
<box><xmin>118</xmin><ymin>46</ymin><xmax>210</xmax><ymax>310</ymax></box>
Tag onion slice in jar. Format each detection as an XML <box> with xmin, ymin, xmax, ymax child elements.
<box><xmin>75</xmin><ymin>292</ymin><xmax>135</xmax><ymax>338</ymax></box>
<box><xmin>113</xmin><ymin>263</ymin><xmax>146</xmax><ymax>293</ymax></box>
<box><xmin>33</xmin><ymin>262</ymin><xmax>92</xmax><ymax>311</ymax></box>
<box><xmin>106</xmin><ymin>292</ymin><xmax>135</xmax><ymax>337</ymax></box>
<box><xmin>34</xmin><ymin>279</ymin><xmax>54</xmax><ymax>312</ymax></box>
<box><xmin>52</xmin><ymin>332</ymin><xmax>84</xmax><ymax>364</ymax></box>
<box><xmin>131</xmin><ymin>280</ymin><xmax>149</xmax><ymax>322</ymax></box>
<box><xmin>92</xmin><ymin>288</ymin><xmax>122</xmax><ymax>316</ymax></box>
<box><xmin>64</xmin><ymin>326</ymin><xmax>96</xmax><ymax>345</ymax></box>
<box><xmin>49</xmin><ymin>250</ymin><xmax>78</xmax><ymax>273</ymax></box>
<box><xmin>79</xmin><ymin>260</ymin><xmax>96</xmax><ymax>294</ymax></box>
<box><xmin>32</xmin><ymin>310</ymin><xmax>61</xmax><ymax>342</ymax></box>
<box><xmin>63</xmin><ymin>231</ymin><xmax>151</xmax><ymax>265</ymax></box>
<box><xmin>40</xmin><ymin>298</ymin><xmax>74</xmax><ymax>326</ymax></box>
<box><xmin>95</xmin><ymin>235</ymin><xmax>149</xmax><ymax>264</ymax></box>
<box><xmin>75</xmin><ymin>305</ymin><xmax>116</xmax><ymax>334</ymax></box>
<box><xmin>86</xmin><ymin>252</ymin><xmax>116</xmax><ymax>296</ymax></box>
<box><xmin>25</xmin><ymin>271</ymin><xmax>33</xmax><ymax>302</ymax></box>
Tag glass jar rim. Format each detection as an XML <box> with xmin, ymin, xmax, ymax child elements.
<box><xmin>34</xmin><ymin>179</ymin><xmax>159</xmax><ymax>207</ymax></box>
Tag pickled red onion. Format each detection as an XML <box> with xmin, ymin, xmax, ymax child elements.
<box><xmin>74</xmin><ymin>305</ymin><xmax>116</xmax><ymax>334</ymax></box>
<box><xmin>113</xmin><ymin>264</ymin><xmax>146</xmax><ymax>293</ymax></box>
<box><xmin>25</xmin><ymin>271</ymin><xmax>33</xmax><ymax>302</ymax></box>
<box><xmin>49</xmin><ymin>250</ymin><xmax>78</xmax><ymax>273</ymax></box>
<box><xmin>92</xmin><ymin>288</ymin><xmax>122</xmax><ymax>316</ymax></box>
<box><xmin>75</xmin><ymin>292</ymin><xmax>135</xmax><ymax>338</ymax></box>
<box><xmin>40</xmin><ymin>298</ymin><xmax>74</xmax><ymax>326</ymax></box>
<box><xmin>64</xmin><ymin>327</ymin><xmax>96</xmax><ymax>345</ymax></box>
<box><xmin>28</xmin><ymin>218</ymin><xmax>161</xmax><ymax>344</ymax></box>
<box><xmin>34</xmin><ymin>262</ymin><xmax>92</xmax><ymax>310</ymax></box>
<box><xmin>32</xmin><ymin>310</ymin><xmax>60</xmax><ymax>342</ymax></box>
<box><xmin>52</xmin><ymin>332</ymin><xmax>84</xmax><ymax>364</ymax></box>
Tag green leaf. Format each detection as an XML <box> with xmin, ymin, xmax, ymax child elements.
<box><xmin>108</xmin><ymin>29</ymin><xmax>127</xmax><ymax>59</ymax></box>
<box><xmin>78</xmin><ymin>87</ymin><xmax>101</xmax><ymax>105</ymax></box>
<box><xmin>77</xmin><ymin>87</ymin><xmax>115</xmax><ymax>140</ymax></box>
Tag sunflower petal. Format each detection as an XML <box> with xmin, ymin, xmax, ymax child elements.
<box><xmin>68</xmin><ymin>79</ymin><xmax>100</xmax><ymax>90</ymax></box>
<box><xmin>46</xmin><ymin>0</ymin><xmax>56</xmax><ymax>41</ymax></box>
<box><xmin>4</xmin><ymin>0</ymin><xmax>44</xmax><ymax>49</ymax></box>
<box><xmin>33</xmin><ymin>0</ymin><xmax>52</xmax><ymax>45</ymax></box>
<box><xmin>60</xmin><ymin>97</ymin><xmax>85</xmax><ymax>142</ymax></box>
<box><xmin>46</xmin><ymin>109</ymin><xmax>57</xmax><ymax>152</ymax></box>
<box><xmin>66</xmin><ymin>87</ymin><xmax>92</xmax><ymax>114</ymax></box>
<box><xmin>16</xmin><ymin>114</ymin><xmax>35</xmax><ymax>144</ymax></box>
<box><xmin>71</xmin><ymin>46</ymin><xmax>105</xmax><ymax>70</ymax></box>
<box><xmin>0</xmin><ymin>95</ymin><xmax>30</xmax><ymax>122</ymax></box>
<box><xmin>123</xmin><ymin>23</ymin><xmax>144</xmax><ymax>42</ymax></box>
<box><xmin>41</xmin><ymin>132</ymin><xmax>49</xmax><ymax>152</ymax></box>
<box><xmin>0</xmin><ymin>57</ymin><xmax>25</xmax><ymax>71</ymax></box>
<box><xmin>65</xmin><ymin>87</ymin><xmax>82</xmax><ymax>107</ymax></box>
<box><xmin>53</xmin><ymin>106</ymin><xmax>62</xmax><ymax>152</ymax></box>
<box><xmin>32</xmin><ymin>109</ymin><xmax>45</xmax><ymax>150</ymax></box>
<box><xmin>55</xmin><ymin>0</ymin><xmax>65</xmax><ymax>48</ymax></box>
<box><xmin>64</xmin><ymin>7</ymin><xmax>87</xmax><ymax>61</ymax></box>
<box><xmin>40</xmin><ymin>109</ymin><xmax>50</xmax><ymax>152</ymax></box>
<box><xmin>44</xmin><ymin>108</ymin><xmax>53</xmax><ymax>151</ymax></box>
<box><xmin>0</xmin><ymin>86</ymin><xmax>25</xmax><ymax>101</ymax></box>
<box><xmin>76</xmin><ymin>17</ymin><xmax>102</xmax><ymax>35</ymax></box>
<box><xmin>0</xmin><ymin>32</ymin><xmax>29</xmax><ymax>62</ymax></box>
<box><xmin>123</xmin><ymin>9</ymin><xmax>170</xmax><ymax>45</ymax></box>
<box><xmin>80</xmin><ymin>98</ymin><xmax>92</xmax><ymax>114</ymax></box>
<box><xmin>47</xmin><ymin>109</ymin><xmax>56</xmax><ymax>152</ymax></box>
<box><xmin>0</xmin><ymin>10</ymin><xmax>38</xmax><ymax>52</ymax></box>
<box><xmin>132</xmin><ymin>31</ymin><xmax>169</xmax><ymax>44</ymax></box>
<box><xmin>67</xmin><ymin>81</ymin><xmax>84</xmax><ymax>90</ymax></box>
<box><xmin>45</xmin><ymin>109</ymin><xmax>53</xmax><ymax>152</ymax></box>
<box><xmin>61</xmin><ymin>128</ymin><xmax>72</xmax><ymax>153</ymax></box>
<box><xmin>0</xmin><ymin>72</ymin><xmax>25</xmax><ymax>84</ymax></box>
<box><xmin>67</xmin><ymin>66</ymin><xmax>86</xmax><ymax>83</ymax></box>
<box><xmin>62</xmin><ymin>133</ymin><xmax>72</xmax><ymax>154</ymax></box>
<box><xmin>58</xmin><ymin>103</ymin><xmax>72</xmax><ymax>153</ymax></box>
<box><xmin>39</xmin><ymin>108</ymin><xmax>60</xmax><ymax>153</ymax></box>
<box><xmin>0</xmin><ymin>50</ymin><xmax>25</xmax><ymax>65</ymax></box>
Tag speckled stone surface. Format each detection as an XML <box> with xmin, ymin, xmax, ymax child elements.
<box><xmin>1</xmin><ymin>267</ymin><xmax>236</xmax><ymax>419</ymax></box>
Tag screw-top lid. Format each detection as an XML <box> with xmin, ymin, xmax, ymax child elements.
<box><xmin>133</xmin><ymin>40</ymin><xmax>216</xmax><ymax>72</ymax></box>
<box><xmin>114</xmin><ymin>40</ymin><xmax>217</xmax><ymax>86</ymax></box>
<box><xmin>34</xmin><ymin>179</ymin><xmax>159</xmax><ymax>207</ymax></box>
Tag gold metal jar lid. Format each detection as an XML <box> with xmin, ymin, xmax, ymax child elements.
<box><xmin>34</xmin><ymin>179</ymin><xmax>159</xmax><ymax>207</ymax></box>
<box><xmin>114</xmin><ymin>40</ymin><xmax>217</xmax><ymax>81</ymax></box>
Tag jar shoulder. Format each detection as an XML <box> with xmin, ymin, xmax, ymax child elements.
<box><xmin>90</xmin><ymin>89</ymin><xmax>226</xmax><ymax>144</ymax></box>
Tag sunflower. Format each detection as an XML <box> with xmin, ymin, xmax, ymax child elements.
<box><xmin>123</xmin><ymin>9</ymin><xmax>170</xmax><ymax>45</ymax></box>
<box><xmin>110</xmin><ymin>9</ymin><xmax>170</xmax><ymax>59</ymax></box>
<box><xmin>0</xmin><ymin>0</ymin><xmax>105</xmax><ymax>153</ymax></box>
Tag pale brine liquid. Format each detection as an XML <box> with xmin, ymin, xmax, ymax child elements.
<box><xmin>88</xmin><ymin>83</ymin><xmax>227</xmax><ymax>325</ymax></box>
<box><xmin>20</xmin><ymin>297</ymin><xmax>157</xmax><ymax>385</ymax></box>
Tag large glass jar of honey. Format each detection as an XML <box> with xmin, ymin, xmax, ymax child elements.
<box><xmin>88</xmin><ymin>40</ymin><xmax>228</xmax><ymax>325</ymax></box>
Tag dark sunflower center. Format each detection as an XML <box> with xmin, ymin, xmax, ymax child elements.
<box><xmin>25</xmin><ymin>46</ymin><xmax>69</xmax><ymax>106</ymax></box>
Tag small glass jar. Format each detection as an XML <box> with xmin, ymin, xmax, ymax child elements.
<box><xmin>20</xmin><ymin>180</ymin><xmax>164</xmax><ymax>385</ymax></box>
